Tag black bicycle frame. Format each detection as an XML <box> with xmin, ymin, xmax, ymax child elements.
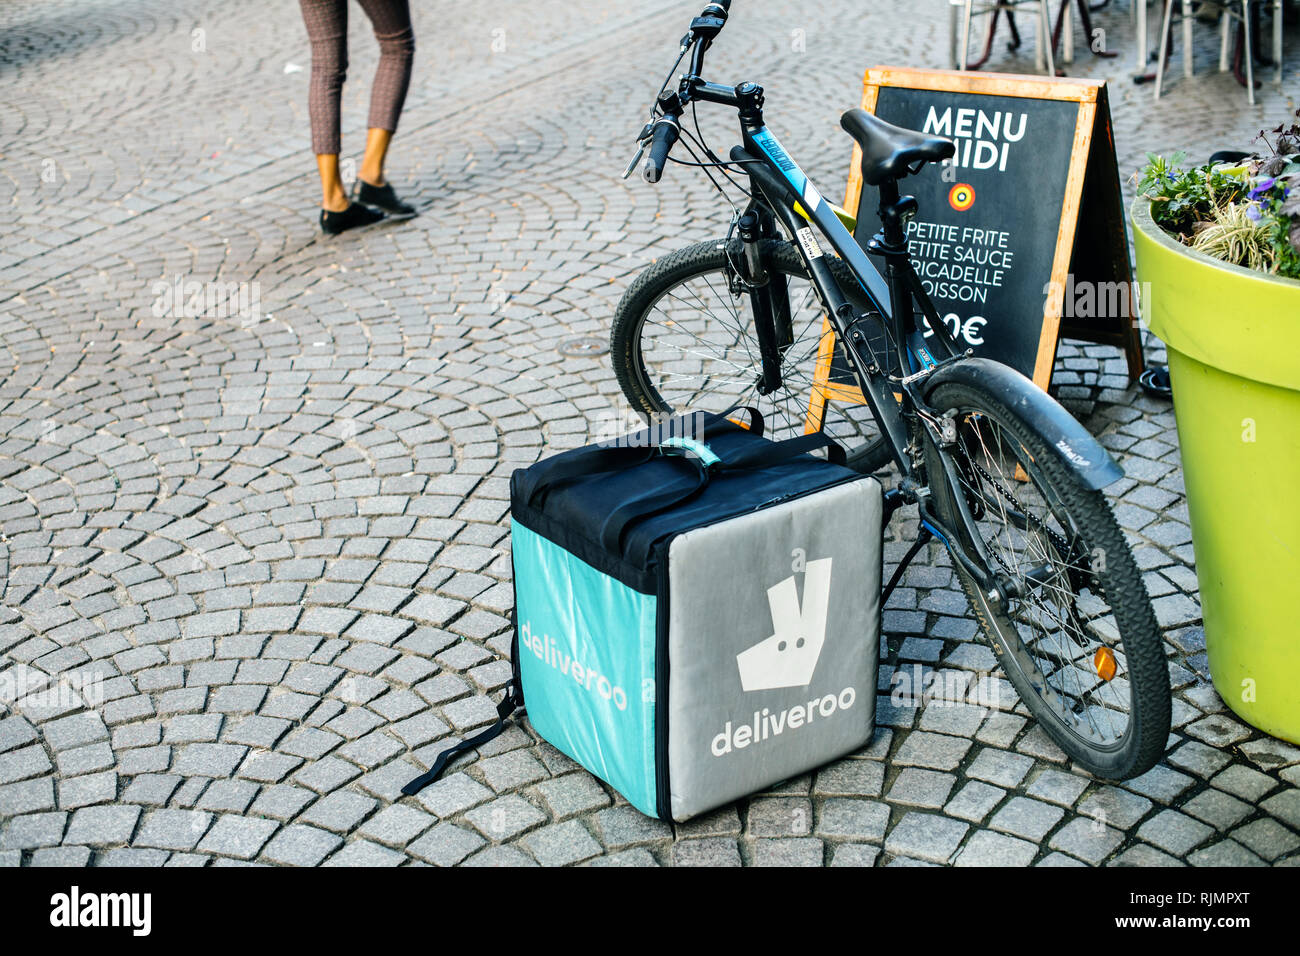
<box><xmin>704</xmin><ymin>86</ymin><xmax>965</xmax><ymax>478</ymax></box>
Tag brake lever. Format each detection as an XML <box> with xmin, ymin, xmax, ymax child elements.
<box><xmin>622</xmin><ymin>142</ymin><xmax>648</xmax><ymax>180</ymax></box>
<box><xmin>622</xmin><ymin>122</ymin><xmax>654</xmax><ymax>180</ymax></box>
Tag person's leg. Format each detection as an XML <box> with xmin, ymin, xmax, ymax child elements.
<box><xmin>300</xmin><ymin>0</ymin><xmax>350</xmax><ymax>211</ymax></box>
<box><xmin>355</xmin><ymin>0</ymin><xmax>414</xmax><ymax>188</ymax></box>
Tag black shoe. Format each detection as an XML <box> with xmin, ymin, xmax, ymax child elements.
<box><xmin>354</xmin><ymin>179</ymin><xmax>417</xmax><ymax>218</ymax></box>
<box><xmin>320</xmin><ymin>202</ymin><xmax>386</xmax><ymax>236</ymax></box>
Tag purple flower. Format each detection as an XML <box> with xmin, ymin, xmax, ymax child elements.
<box><xmin>1247</xmin><ymin>177</ymin><xmax>1277</xmax><ymax>201</ymax></box>
<box><xmin>1246</xmin><ymin>204</ymin><xmax>1263</xmax><ymax>221</ymax></box>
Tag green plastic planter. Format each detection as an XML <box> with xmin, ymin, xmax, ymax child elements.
<box><xmin>1132</xmin><ymin>198</ymin><xmax>1300</xmax><ymax>744</ymax></box>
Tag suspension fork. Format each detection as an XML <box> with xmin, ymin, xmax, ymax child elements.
<box><xmin>735</xmin><ymin>207</ymin><xmax>788</xmax><ymax>394</ymax></box>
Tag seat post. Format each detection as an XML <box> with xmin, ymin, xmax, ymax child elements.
<box><xmin>874</xmin><ymin>176</ymin><xmax>913</xmax><ymax>252</ymax></box>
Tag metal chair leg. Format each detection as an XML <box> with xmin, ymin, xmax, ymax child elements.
<box><xmin>1154</xmin><ymin>0</ymin><xmax>1175</xmax><ymax>98</ymax></box>
<box><xmin>960</xmin><ymin>0</ymin><xmax>974</xmax><ymax>70</ymax></box>
<box><xmin>1182</xmin><ymin>0</ymin><xmax>1194</xmax><ymax>78</ymax></box>
<box><xmin>1243</xmin><ymin>0</ymin><xmax>1256</xmax><ymax>105</ymax></box>
<box><xmin>1275</xmin><ymin>0</ymin><xmax>1284</xmax><ymax>87</ymax></box>
<box><xmin>1220</xmin><ymin>9</ymin><xmax>1232</xmax><ymax>71</ymax></box>
<box><xmin>1039</xmin><ymin>1</ymin><xmax>1057</xmax><ymax>74</ymax></box>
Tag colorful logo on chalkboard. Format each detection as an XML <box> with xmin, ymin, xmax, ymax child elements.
<box><xmin>948</xmin><ymin>183</ymin><xmax>976</xmax><ymax>212</ymax></box>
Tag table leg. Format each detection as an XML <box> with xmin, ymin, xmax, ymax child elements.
<box><xmin>1182</xmin><ymin>0</ymin><xmax>1193</xmax><ymax>79</ymax></box>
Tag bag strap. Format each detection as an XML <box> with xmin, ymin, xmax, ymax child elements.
<box><xmin>598</xmin><ymin>454</ymin><xmax>714</xmax><ymax>554</ymax></box>
<box><xmin>518</xmin><ymin>407</ymin><xmax>764</xmax><ymax>508</ymax></box>
<box><xmin>596</xmin><ymin>431</ymin><xmax>846</xmax><ymax>554</ymax></box>
<box><xmin>401</xmin><ymin>685</ymin><xmax>522</xmax><ymax>797</ymax></box>
<box><xmin>724</xmin><ymin>431</ymin><xmax>847</xmax><ymax>470</ymax></box>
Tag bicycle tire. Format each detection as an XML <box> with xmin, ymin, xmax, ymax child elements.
<box><xmin>610</xmin><ymin>238</ymin><xmax>894</xmax><ymax>474</ymax></box>
<box><xmin>922</xmin><ymin>378</ymin><xmax>1170</xmax><ymax>780</ymax></box>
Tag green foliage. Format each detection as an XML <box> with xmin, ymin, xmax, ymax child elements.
<box><xmin>1138</xmin><ymin>110</ymin><xmax>1300</xmax><ymax>280</ymax></box>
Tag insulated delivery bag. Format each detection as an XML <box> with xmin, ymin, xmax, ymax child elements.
<box><xmin>403</xmin><ymin>411</ymin><xmax>882</xmax><ymax>822</ymax></box>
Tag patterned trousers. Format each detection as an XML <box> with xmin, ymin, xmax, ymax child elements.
<box><xmin>298</xmin><ymin>0</ymin><xmax>415</xmax><ymax>155</ymax></box>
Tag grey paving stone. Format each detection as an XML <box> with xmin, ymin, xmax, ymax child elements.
<box><xmin>324</xmin><ymin>840</ymin><xmax>406</xmax><ymax>867</ymax></box>
<box><xmin>892</xmin><ymin>731</ymin><xmax>972</xmax><ymax>771</ymax></box>
<box><xmin>594</xmin><ymin>806</ymin><xmax>673</xmax><ymax>849</ymax></box>
<box><xmin>1</xmin><ymin>812</ymin><xmax>66</xmax><ymax>850</ymax></box>
<box><xmin>1109</xmin><ymin>844</ymin><xmax>1186</xmax><ymax>867</ymax></box>
<box><xmin>136</xmin><ymin>809</ymin><xmax>213</xmax><ymax>851</ymax></box>
<box><xmin>57</xmin><ymin>770</ymin><xmax>117</xmax><ymax>810</ymax></box>
<box><xmin>967</xmin><ymin>748</ymin><xmax>1035</xmax><ymax>788</ymax></box>
<box><xmin>1124</xmin><ymin>765</ymin><xmax>1196</xmax><ymax>804</ymax></box>
<box><xmin>299</xmin><ymin>790</ymin><xmax>379</xmax><ymax>833</ymax></box>
<box><xmin>1230</xmin><ymin>818</ymin><xmax>1300</xmax><ymax>862</ymax></box>
<box><xmin>1079</xmin><ymin>785</ymin><xmax>1154</xmax><ymax>831</ymax></box>
<box><xmin>521</xmin><ymin>819</ymin><xmax>603</xmax><ymax>866</ymax></box>
<box><xmin>814</xmin><ymin>758</ymin><xmax>885</xmax><ymax>797</ymax></box>
<box><xmin>989</xmin><ymin>797</ymin><xmax>1065</xmax><ymax>843</ymax></box>
<box><xmin>358</xmin><ymin>804</ymin><xmax>436</xmax><ymax>847</ymax></box>
<box><xmin>533</xmin><ymin>772</ymin><xmax>612</xmax><ymax>819</ymax></box>
<box><xmin>1048</xmin><ymin>818</ymin><xmax>1125</xmax><ymax>865</ymax></box>
<box><xmin>1137</xmin><ymin>809</ymin><xmax>1214</xmax><ymax>856</ymax></box>
<box><xmin>1210</xmin><ymin>764</ymin><xmax>1278</xmax><ymax>802</ymax></box>
<box><xmin>478</xmin><ymin>748</ymin><xmax>548</xmax><ymax>792</ymax></box>
<box><xmin>1025</xmin><ymin>769</ymin><xmax>1090</xmax><ymax>808</ymax></box>
<box><xmin>262</xmin><ymin>825</ymin><xmax>345</xmax><ymax>867</ymax></box>
<box><xmin>945</xmin><ymin>781</ymin><xmax>1006</xmax><ymax>823</ymax></box>
<box><xmin>747</xmin><ymin>797</ymin><xmax>814</xmax><ymax>838</ymax></box>
<box><xmin>412</xmin><ymin>772</ymin><xmax>493</xmax><ymax>818</ymax></box>
<box><xmin>198</xmin><ymin>815</ymin><xmax>280</xmax><ymax>859</ymax></box>
<box><xmin>829</xmin><ymin>843</ymin><xmax>881</xmax><ymax>867</ymax></box>
<box><xmin>749</xmin><ymin>838</ymin><xmax>825</xmax><ymax>867</ymax></box>
<box><xmin>463</xmin><ymin>795</ymin><xmax>546</xmax><ymax>841</ymax></box>
<box><xmin>816</xmin><ymin>798</ymin><xmax>890</xmax><ymax>842</ymax></box>
<box><xmin>1182</xmin><ymin>788</ymin><xmax>1253</xmax><ymax>831</ymax></box>
<box><xmin>587</xmin><ymin>848</ymin><xmax>659</xmax><ymax>867</ymax></box>
<box><xmin>31</xmin><ymin>846</ymin><xmax>93</xmax><ymax>867</ymax></box>
<box><xmin>408</xmin><ymin>823</ymin><xmax>486</xmax><ymax>866</ymax></box>
<box><xmin>65</xmin><ymin>804</ymin><xmax>142</xmax><ymax>845</ymax></box>
<box><xmin>884</xmin><ymin>813</ymin><xmax>968</xmax><ymax>865</ymax></box>
<box><xmin>887</xmin><ymin>768</ymin><xmax>956</xmax><ymax>809</ymax></box>
<box><xmin>1188</xmin><ymin>839</ymin><xmax>1267</xmax><ymax>867</ymax></box>
<box><xmin>954</xmin><ymin>830</ymin><xmax>1037</xmax><ymax>867</ymax></box>
<box><xmin>672</xmin><ymin>837</ymin><xmax>741</xmax><ymax>867</ymax></box>
<box><xmin>462</xmin><ymin>845</ymin><xmax>539</xmax><ymax>867</ymax></box>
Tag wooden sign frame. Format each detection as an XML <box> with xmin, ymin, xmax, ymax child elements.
<box><xmin>806</xmin><ymin>66</ymin><xmax>1143</xmax><ymax>432</ymax></box>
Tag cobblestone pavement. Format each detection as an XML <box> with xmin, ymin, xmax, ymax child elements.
<box><xmin>2</xmin><ymin>0</ymin><xmax>1299</xmax><ymax>867</ymax></box>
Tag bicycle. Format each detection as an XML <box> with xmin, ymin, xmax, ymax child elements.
<box><xmin>609</xmin><ymin>0</ymin><xmax>1170</xmax><ymax>779</ymax></box>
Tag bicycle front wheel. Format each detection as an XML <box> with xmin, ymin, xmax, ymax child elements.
<box><xmin>610</xmin><ymin>237</ymin><xmax>892</xmax><ymax>473</ymax></box>
<box><xmin>922</xmin><ymin>378</ymin><xmax>1171</xmax><ymax>780</ymax></box>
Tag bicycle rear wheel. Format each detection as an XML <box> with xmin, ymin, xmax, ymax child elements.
<box><xmin>610</xmin><ymin>238</ymin><xmax>893</xmax><ymax>473</ymax></box>
<box><xmin>922</xmin><ymin>378</ymin><xmax>1171</xmax><ymax>780</ymax></box>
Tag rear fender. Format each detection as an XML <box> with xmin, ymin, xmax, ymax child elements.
<box><xmin>924</xmin><ymin>357</ymin><xmax>1124</xmax><ymax>491</ymax></box>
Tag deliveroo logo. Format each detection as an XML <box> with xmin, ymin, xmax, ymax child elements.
<box><xmin>735</xmin><ymin>558</ymin><xmax>832</xmax><ymax>692</ymax></box>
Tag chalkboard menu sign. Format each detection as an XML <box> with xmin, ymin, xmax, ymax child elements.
<box><xmin>833</xmin><ymin>67</ymin><xmax>1142</xmax><ymax>393</ymax></box>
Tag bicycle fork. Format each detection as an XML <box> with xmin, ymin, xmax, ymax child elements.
<box><xmin>735</xmin><ymin>208</ymin><xmax>791</xmax><ymax>395</ymax></box>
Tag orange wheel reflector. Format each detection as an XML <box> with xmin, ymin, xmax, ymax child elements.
<box><xmin>1094</xmin><ymin>647</ymin><xmax>1117</xmax><ymax>682</ymax></box>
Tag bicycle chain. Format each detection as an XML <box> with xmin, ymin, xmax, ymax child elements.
<box><xmin>967</xmin><ymin>456</ymin><xmax>1074</xmax><ymax>561</ymax></box>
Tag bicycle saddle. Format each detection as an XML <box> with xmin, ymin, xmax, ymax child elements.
<box><xmin>840</xmin><ymin>108</ymin><xmax>956</xmax><ymax>186</ymax></box>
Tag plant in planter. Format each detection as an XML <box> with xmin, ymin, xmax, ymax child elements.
<box><xmin>1130</xmin><ymin>110</ymin><xmax>1300</xmax><ymax>744</ymax></box>
<box><xmin>1138</xmin><ymin>112</ymin><xmax>1300</xmax><ymax>277</ymax></box>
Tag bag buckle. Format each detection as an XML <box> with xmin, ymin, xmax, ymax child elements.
<box><xmin>659</xmin><ymin>437</ymin><xmax>721</xmax><ymax>471</ymax></box>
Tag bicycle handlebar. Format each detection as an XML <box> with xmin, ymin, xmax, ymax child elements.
<box><xmin>642</xmin><ymin>116</ymin><xmax>680</xmax><ymax>184</ymax></box>
<box><xmin>636</xmin><ymin>1</ymin><xmax>732</xmax><ymax>185</ymax></box>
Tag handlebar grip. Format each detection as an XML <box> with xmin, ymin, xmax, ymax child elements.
<box><xmin>642</xmin><ymin>117</ymin><xmax>680</xmax><ymax>184</ymax></box>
